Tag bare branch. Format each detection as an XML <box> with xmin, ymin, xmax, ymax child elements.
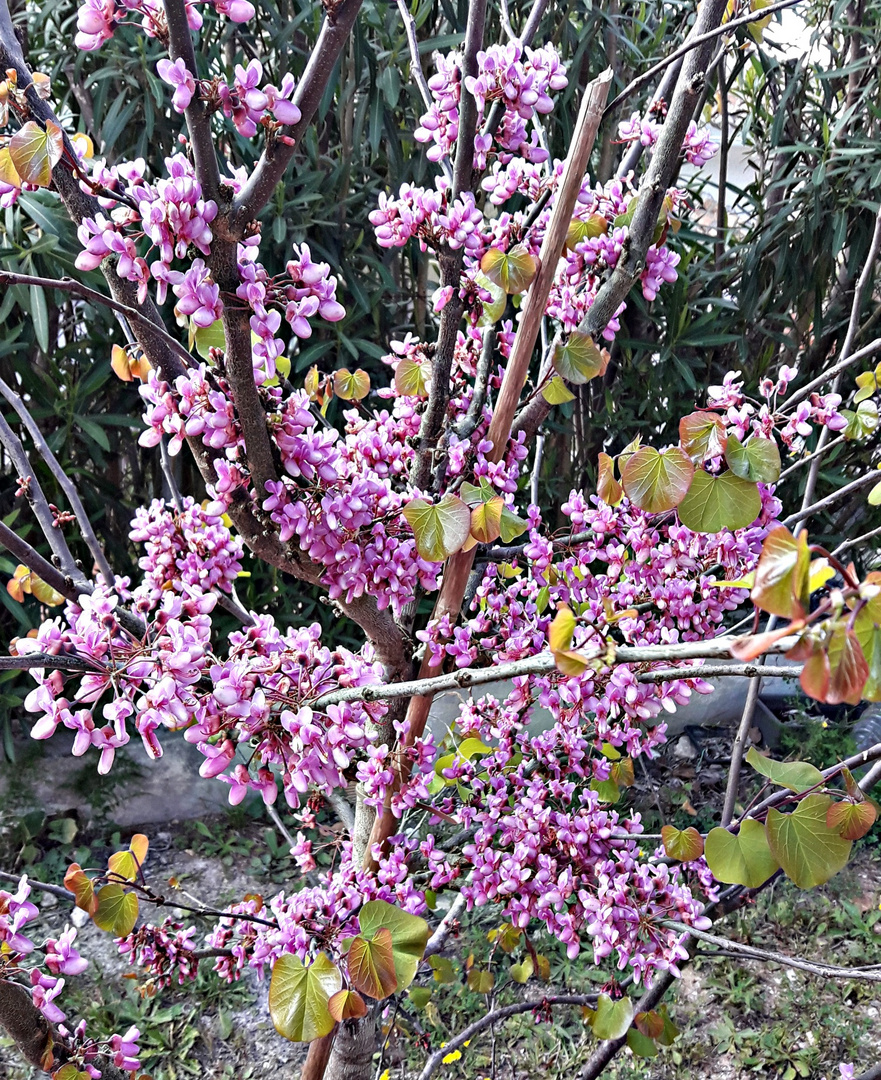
<box><xmin>637</xmin><ymin>663</ymin><xmax>803</xmax><ymax>684</ymax></box>
<box><xmin>0</xmin><ymin>375</ymin><xmax>115</xmax><ymax>588</ymax></box>
<box><xmin>317</xmin><ymin>636</ymin><xmax>799</xmax><ymax>710</ymax></box>
<box><xmin>0</xmin><ymin>272</ymin><xmax>195</xmax><ymax>372</ymax></box>
<box><xmin>783</xmin><ymin>334</ymin><xmax>881</xmax><ymax>411</ymax></box>
<box><xmin>0</xmin><ymin>652</ymin><xmax>105</xmax><ymax>674</ymax></box>
<box><xmin>781</xmin><ymin>470</ymin><xmax>879</xmax><ymax>528</ymax></box>
<box><xmin>0</xmin><ymin>411</ymin><xmax>82</xmax><ymax>583</ymax></box>
<box><xmin>603</xmin><ymin>0</ymin><xmax>804</xmax><ymax>119</ymax></box>
<box><xmin>667</xmin><ymin>921</ymin><xmax>881</xmax><ymax>980</ymax></box>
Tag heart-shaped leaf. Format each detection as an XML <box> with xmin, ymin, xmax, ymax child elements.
<box><xmin>469</xmin><ymin>498</ymin><xmax>504</xmax><ymax>544</ymax></box>
<box><xmin>591</xmin><ymin>994</ymin><xmax>634</xmax><ymax>1040</ymax></box>
<box><xmin>660</xmin><ymin>825</ymin><xmax>704</xmax><ymax>862</ymax></box>
<box><xmin>0</xmin><ymin>147</ymin><xmax>22</xmax><ymax>188</ymax></box>
<box><xmin>510</xmin><ymin>956</ymin><xmax>534</xmax><ymax>983</ymax></box>
<box><xmin>552</xmin><ymin>332</ymin><xmax>608</xmax><ymax>385</ymax></box>
<box><xmin>269</xmin><ymin>952</ymin><xmax>341</xmax><ymax>1042</ymax></box>
<box><xmin>403</xmin><ymin>494</ymin><xmax>471</xmax><ymax>562</ymax></box>
<box><xmin>679</xmin><ymin>411</ymin><xmax>727</xmax><ymax>462</ymax></box>
<box><xmin>9</xmin><ymin>120</ymin><xmax>64</xmax><ymax>187</ymax></box>
<box><xmin>395</xmin><ymin>357</ymin><xmax>431</xmax><ymax>398</ymax></box>
<box><xmin>93</xmin><ymin>884</ymin><xmax>138</xmax><ymax>937</ymax></box>
<box><xmin>467</xmin><ymin>968</ymin><xmax>495</xmax><ymax>993</ymax></box>
<box><xmin>480</xmin><ymin>244</ymin><xmax>537</xmax><ymax>294</ymax></box>
<box><xmin>724</xmin><ymin>433</ymin><xmax>781</xmax><ymax>483</ymax></box>
<box><xmin>347</xmin><ymin>927</ymin><xmax>398</xmax><ymax>1000</ymax></box>
<box><xmin>334</xmin><ymin>368</ymin><xmax>371</xmax><ymax>401</ymax></box>
<box><xmin>766</xmin><ymin>794</ymin><xmax>852</xmax><ymax>889</ymax></box>
<box><xmin>827</xmin><ymin>800</ymin><xmax>877</xmax><ymax>841</ymax></box>
<box><xmin>704</xmin><ymin>819</ymin><xmax>779</xmax><ymax>888</ymax></box>
<box><xmin>565</xmin><ymin>213</ymin><xmax>609</xmax><ymax>251</ymax></box>
<box><xmin>357</xmin><ymin>899</ymin><xmax>428</xmax><ymax>992</ymax></box>
<box><xmin>621</xmin><ymin>446</ymin><xmax>694</xmax><ymax>514</ymax></box>
<box><xmin>542</xmin><ymin>375</ymin><xmax>576</xmax><ymax>404</ymax></box>
<box><xmin>328</xmin><ymin>988</ymin><xmax>368</xmax><ymax>1021</ymax></box>
<box><xmin>677</xmin><ymin>470</ymin><xmax>762</xmax><ymax>533</ymax></box>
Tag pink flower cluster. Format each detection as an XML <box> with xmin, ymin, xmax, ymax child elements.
<box><xmin>0</xmin><ymin>876</ymin><xmax>139</xmax><ymax>1071</ymax></box>
<box><xmin>706</xmin><ymin>368</ymin><xmax>849</xmax><ymax>450</ymax></box>
<box><xmin>415</xmin><ymin>42</ymin><xmax>567</xmax><ymax>167</ymax></box>
<box><xmin>618</xmin><ymin>111</ymin><xmax>718</xmax><ymax>167</ymax></box>
<box><xmin>129</xmin><ymin>496</ymin><xmax>244</xmax><ymax>607</ymax></box>
<box><xmin>75</xmin><ymin>0</ymin><xmax>254</xmax><ymax>53</ymax></box>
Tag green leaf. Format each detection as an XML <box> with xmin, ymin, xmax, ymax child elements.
<box><xmin>9</xmin><ymin>120</ymin><xmax>64</xmax><ymax>187</ymax></box>
<box><xmin>357</xmin><ymin>899</ymin><xmax>429</xmax><ymax>992</ymax></box>
<box><xmin>542</xmin><ymin>375</ymin><xmax>576</xmax><ymax>404</ymax></box>
<box><xmin>193</xmin><ymin>319</ymin><xmax>225</xmax><ymax>359</ymax></box>
<box><xmin>347</xmin><ymin>927</ymin><xmax>398</xmax><ymax>1000</ymax></box>
<box><xmin>474</xmin><ymin>271</ymin><xmax>506</xmax><ymax>322</ymax></box>
<box><xmin>29</xmin><ymin>284</ymin><xmax>49</xmax><ymax>353</ymax></box>
<box><xmin>93</xmin><ymin>883</ymin><xmax>139</xmax><ymax>937</ymax></box>
<box><xmin>842</xmin><ymin>400</ymin><xmax>879</xmax><ymax>441</ymax></box>
<box><xmin>724</xmin><ymin>433</ymin><xmax>781</xmax><ymax>483</ymax></box>
<box><xmin>627</xmin><ymin>1027</ymin><xmax>658</xmax><ymax>1059</ymax></box>
<box><xmin>766</xmin><ymin>794</ymin><xmax>853</xmax><ymax>889</ymax></box>
<box><xmin>552</xmin><ymin>332</ymin><xmax>608</xmax><ymax>385</ymax></box>
<box><xmin>704</xmin><ymin>819</ymin><xmax>780</xmax><ymax>888</ymax></box>
<box><xmin>677</xmin><ymin>470</ymin><xmax>762</xmax><ymax>533</ymax></box>
<box><xmin>498</xmin><ymin>504</ymin><xmax>528</xmax><ymax>543</ymax></box>
<box><xmin>745</xmin><ymin>747</ymin><xmax>823</xmax><ymax>793</ymax></box>
<box><xmin>403</xmin><ymin>494</ymin><xmax>471</xmax><ymax>562</ymax></box>
<box><xmin>480</xmin><ymin>244</ymin><xmax>537</xmax><ymax>294</ymax></box>
<box><xmin>269</xmin><ymin>952</ymin><xmax>341</xmax><ymax>1042</ymax></box>
<box><xmin>565</xmin><ymin>214</ymin><xmax>608</xmax><ymax>251</ymax></box>
<box><xmin>591</xmin><ymin>994</ymin><xmax>633</xmax><ymax>1040</ymax></box>
<box><xmin>621</xmin><ymin>446</ymin><xmax>694</xmax><ymax>514</ymax></box>
<box><xmin>510</xmin><ymin>956</ymin><xmax>534</xmax><ymax>983</ymax></box>
<box><xmin>408</xmin><ymin>986</ymin><xmax>433</xmax><ymax>1009</ymax></box>
<box><xmin>679</xmin><ymin>411</ymin><xmax>727</xmax><ymax>462</ymax></box>
<box><xmin>590</xmin><ymin>778</ymin><xmax>620</xmax><ymax>803</ymax></box>
<box><xmin>660</xmin><ymin>825</ymin><xmax>704</xmax><ymax>862</ymax></box>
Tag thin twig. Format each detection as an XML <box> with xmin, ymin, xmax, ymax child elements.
<box><xmin>0</xmin><ymin>375</ymin><xmax>115</xmax><ymax>587</ymax></box>
<box><xmin>832</xmin><ymin>523</ymin><xmax>881</xmax><ymax>558</ymax></box>
<box><xmin>781</xmin><ymin>470</ymin><xmax>880</xmax><ymax>528</ymax></box>
<box><xmin>0</xmin><ymin>271</ymin><xmax>195</xmax><ymax>370</ymax></box>
<box><xmin>0</xmin><ymin>411</ymin><xmax>82</xmax><ymax>583</ymax></box>
<box><xmin>637</xmin><ymin>662</ymin><xmax>802</xmax><ymax>684</ymax></box>
<box><xmin>666</xmin><ymin>921</ymin><xmax>881</xmax><ymax>980</ymax></box>
<box><xmin>777</xmin><ymin>433</ymin><xmax>848</xmax><ymax>482</ymax></box>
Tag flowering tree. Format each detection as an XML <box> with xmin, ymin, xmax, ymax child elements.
<box><xmin>0</xmin><ymin>0</ymin><xmax>880</xmax><ymax>1077</ymax></box>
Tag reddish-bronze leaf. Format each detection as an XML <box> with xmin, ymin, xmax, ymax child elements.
<box><xmin>327</xmin><ymin>988</ymin><xmax>368</xmax><ymax>1021</ymax></box>
<box><xmin>751</xmin><ymin>526</ymin><xmax>810</xmax><ymax>619</ymax></box>
<box><xmin>679</xmin><ymin>411</ymin><xmax>727</xmax><ymax>462</ymax></box>
<box><xmin>63</xmin><ymin>863</ymin><xmax>98</xmax><ymax>916</ymax></box>
<box><xmin>827</xmin><ymin>800</ymin><xmax>877</xmax><ymax>841</ymax></box>
<box><xmin>347</xmin><ymin>927</ymin><xmax>398</xmax><ymax>1000</ymax></box>
<box><xmin>597</xmin><ymin>452</ymin><xmax>623</xmax><ymax>506</ymax></box>
<box><xmin>660</xmin><ymin>825</ymin><xmax>704</xmax><ymax>862</ymax></box>
<box><xmin>635</xmin><ymin>1010</ymin><xmax>665</xmax><ymax>1040</ymax></box>
<box><xmin>826</xmin><ymin>626</ymin><xmax>870</xmax><ymax>706</ymax></box>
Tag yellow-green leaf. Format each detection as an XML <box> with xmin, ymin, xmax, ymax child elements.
<box><xmin>766</xmin><ymin>794</ymin><xmax>853</xmax><ymax>889</ymax></box>
<box><xmin>745</xmin><ymin>747</ymin><xmax>823</xmax><ymax>793</ymax></box>
<box><xmin>403</xmin><ymin>494</ymin><xmax>471</xmax><ymax>562</ymax></box>
<box><xmin>9</xmin><ymin>120</ymin><xmax>64</xmax><ymax>188</ymax></box>
<box><xmin>542</xmin><ymin>375</ymin><xmax>576</xmax><ymax>405</ymax></box>
<box><xmin>480</xmin><ymin>243</ymin><xmax>537</xmax><ymax>294</ymax></box>
<box><xmin>552</xmin><ymin>332</ymin><xmax>608</xmax><ymax>385</ymax></box>
<box><xmin>660</xmin><ymin>825</ymin><xmax>704</xmax><ymax>862</ymax></box>
<box><xmin>621</xmin><ymin>446</ymin><xmax>694</xmax><ymax>514</ymax></box>
<box><xmin>357</xmin><ymin>899</ymin><xmax>429</xmax><ymax>992</ymax></box>
<box><xmin>704</xmin><ymin>819</ymin><xmax>779</xmax><ymax>888</ymax></box>
<box><xmin>724</xmin><ymin>433</ymin><xmax>781</xmax><ymax>483</ymax></box>
<box><xmin>395</xmin><ymin>357</ymin><xmax>431</xmax><ymax>398</ymax></box>
<box><xmin>334</xmin><ymin>368</ymin><xmax>371</xmax><ymax>401</ymax></box>
<box><xmin>93</xmin><ymin>884</ymin><xmax>139</xmax><ymax>937</ymax></box>
<box><xmin>269</xmin><ymin>952</ymin><xmax>341</xmax><ymax>1042</ymax></box>
<box><xmin>591</xmin><ymin>994</ymin><xmax>633</xmax><ymax>1040</ymax></box>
